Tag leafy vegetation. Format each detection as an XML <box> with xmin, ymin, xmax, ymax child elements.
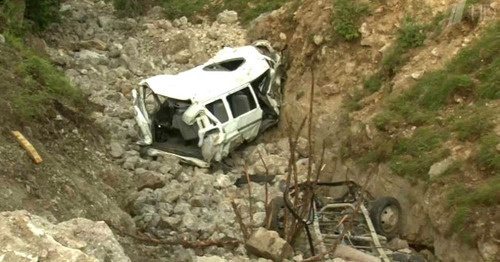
<box><xmin>451</xmin><ymin>107</ymin><xmax>494</xmax><ymax>141</ymax></box>
<box><xmin>363</xmin><ymin>75</ymin><xmax>383</xmax><ymax>93</ymax></box>
<box><xmin>112</xmin><ymin>0</ymin><xmax>152</xmax><ymax>17</ymax></box>
<box><xmin>448</xmin><ymin>176</ymin><xmax>500</xmax><ymax>239</ymax></box>
<box><xmin>477</xmin><ymin>133</ymin><xmax>500</xmax><ymax>175</ymax></box>
<box><xmin>332</xmin><ymin>0</ymin><xmax>369</xmax><ymax>41</ymax></box>
<box><xmin>24</xmin><ymin>0</ymin><xmax>62</xmax><ymax>30</ymax></box>
<box><xmin>380</xmin><ymin>16</ymin><xmax>427</xmax><ymax>78</ymax></box>
<box><xmin>5</xmin><ymin>34</ymin><xmax>86</xmax><ymax>121</ymax></box>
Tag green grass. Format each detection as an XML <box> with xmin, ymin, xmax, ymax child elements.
<box><xmin>477</xmin><ymin>133</ymin><xmax>500</xmax><ymax>175</ymax></box>
<box><xmin>416</xmin><ymin>72</ymin><xmax>473</xmax><ymax>110</ymax></box>
<box><xmin>332</xmin><ymin>0</ymin><xmax>370</xmax><ymax>41</ymax></box>
<box><xmin>448</xmin><ymin>176</ymin><xmax>500</xmax><ymax>239</ymax></box>
<box><xmin>451</xmin><ymin>107</ymin><xmax>494</xmax><ymax>141</ymax></box>
<box><xmin>6</xmin><ymin>35</ymin><xmax>86</xmax><ymax>121</ymax></box>
<box><xmin>394</xmin><ymin>128</ymin><xmax>447</xmax><ymax>155</ymax></box>
<box><xmin>380</xmin><ymin>17</ymin><xmax>427</xmax><ymax>78</ymax></box>
<box><xmin>363</xmin><ymin>74</ymin><xmax>383</xmax><ymax>93</ymax></box>
<box><xmin>388</xmin><ymin>128</ymin><xmax>449</xmax><ymax>180</ymax></box>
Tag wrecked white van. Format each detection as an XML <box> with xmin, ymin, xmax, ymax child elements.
<box><xmin>133</xmin><ymin>41</ymin><xmax>283</xmax><ymax>167</ymax></box>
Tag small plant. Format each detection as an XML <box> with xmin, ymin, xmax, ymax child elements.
<box><xmin>9</xmin><ymin>37</ymin><xmax>86</xmax><ymax>121</ymax></box>
<box><xmin>451</xmin><ymin>108</ymin><xmax>493</xmax><ymax>141</ymax></box>
<box><xmin>332</xmin><ymin>0</ymin><xmax>369</xmax><ymax>41</ymax></box>
<box><xmin>379</xmin><ymin>16</ymin><xmax>427</xmax><ymax>78</ymax></box>
<box><xmin>396</xmin><ymin>16</ymin><xmax>427</xmax><ymax>49</ymax></box>
<box><xmin>363</xmin><ymin>74</ymin><xmax>383</xmax><ymax>93</ymax></box>
<box><xmin>24</xmin><ymin>0</ymin><xmax>63</xmax><ymax>30</ymax></box>
<box><xmin>448</xmin><ymin>176</ymin><xmax>500</xmax><ymax>241</ymax></box>
<box><xmin>417</xmin><ymin>72</ymin><xmax>473</xmax><ymax>110</ymax></box>
<box><xmin>477</xmin><ymin>133</ymin><xmax>500</xmax><ymax>174</ymax></box>
<box><xmin>162</xmin><ymin>0</ymin><xmax>206</xmax><ymax>20</ymax></box>
<box><xmin>373</xmin><ymin>111</ymin><xmax>403</xmax><ymax>131</ymax></box>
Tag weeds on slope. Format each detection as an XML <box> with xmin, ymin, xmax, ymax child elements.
<box><xmin>2</xmin><ymin>33</ymin><xmax>86</xmax><ymax>121</ymax></box>
<box><xmin>331</xmin><ymin>0</ymin><xmax>370</xmax><ymax>41</ymax></box>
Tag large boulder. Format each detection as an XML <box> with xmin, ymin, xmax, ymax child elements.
<box><xmin>0</xmin><ymin>210</ymin><xmax>130</xmax><ymax>262</ymax></box>
<box><xmin>245</xmin><ymin>227</ymin><xmax>293</xmax><ymax>262</ymax></box>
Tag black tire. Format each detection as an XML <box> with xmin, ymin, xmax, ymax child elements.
<box><xmin>369</xmin><ymin>196</ymin><xmax>402</xmax><ymax>239</ymax></box>
<box><xmin>264</xmin><ymin>196</ymin><xmax>285</xmax><ymax>237</ymax></box>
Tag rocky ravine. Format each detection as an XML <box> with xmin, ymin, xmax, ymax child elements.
<box><xmin>0</xmin><ymin>0</ymin><xmax>487</xmax><ymax>261</ymax></box>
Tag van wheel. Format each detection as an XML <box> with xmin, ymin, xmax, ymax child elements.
<box><xmin>369</xmin><ymin>197</ymin><xmax>402</xmax><ymax>239</ymax></box>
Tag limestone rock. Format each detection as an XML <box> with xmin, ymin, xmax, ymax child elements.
<box><xmin>0</xmin><ymin>210</ymin><xmax>130</xmax><ymax>262</ymax></box>
<box><xmin>0</xmin><ymin>34</ymin><xmax>5</xmax><ymax>44</ymax></box>
<box><xmin>388</xmin><ymin>238</ymin><xmax>410</xmax><ymax>251</ymax></box>
<box><xmin>245</xmin><ymin>227</ymin><xmax>293</xmax><ymax>261</ymax></box>
<box><xmin>135</xmin><ymin>170</ymin><xmax>166</xmax><ymax>191</ymax></box>
<box><xmin>217</xmin><ymin>10</ymin><xmax>239</xmax><ymax>24</ymax></box>
<box><xmin>109</xmin><ymin>141</ymin><xmax>124</xmax><ymax>158</ymax></box>
<box><xmin>428</xmin><ymin>157</ymin><xmax>454</xmax><ymax>179</ymax></box>
<box><xmin>75</xmin><ymin>50</ymin><xmax>108</xmax><ymax>65</ymax></box>
<box><xmin>196</xmin><ymin>256</ymin><xmax>227</xmax><ymax>262</ymax></box>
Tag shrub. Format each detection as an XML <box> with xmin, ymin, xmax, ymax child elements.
<box><xmin>24</xmin><ymin>0</ymin><xmax>62</xmax><ymax>30</ymax></box>
<box><xmin>332</xmin><ymin>0</ymin><xmax>369</xmax><ymax>41</ymax></box>
<box><xmin>162</xmin><ymin>0</ymin><xmax>205</xmax><ymax>20</ymax></box>
<box><xmin>396</xmin><ymin>16</ymin><xmax>427</xmax><ymax>49</ymax></box>
<box><xmin>363</xmin><ymin>74</ymin><xmax>383</xmax><ymax>93</ymax></box>
<box><xmin>14</xmin><ymin>52</ymin><xmax>85</xmax><ymax>120</ymax></box>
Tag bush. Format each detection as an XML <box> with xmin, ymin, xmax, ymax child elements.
<box><xmin>332</xmin><ymin>0</ymin><xmax>369</xmax><ymax>41</ymax></box>
<box><xmin>162</xmin><ymin>0</ymin><xmax>205</xmax><ymax>20</ymax></box>
<box><xmin>12</xmin><ymin>47</ymin><xmax>85</xmax><ymax>120</ymax></box>
<box><xmin>112</xmin><ymin>0</ymin><xmax>155</xmax><ymax>17</ymax></box>
<box><xmin>396</xmin><ymin>16</ymin><xmax>427</xmax><ymax>49</ymax></box>
<box><xmin>363</xmin><ymin>74</ymin><xmax>383</xmax><ymax>93</ymax></box>
<box><xmin>24</xmin><ymin>0</ymin><xmax>62</xmax><ymax>30</ymax></box>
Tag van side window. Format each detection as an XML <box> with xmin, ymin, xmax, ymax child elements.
<box><xmin>227</xmin><ymin>87</ymin><xmax>257</xmax><ymax>118</ymax></box>
<box><xmin>206</xmin><ymin>99</ymin><xmax>229</xmax><ymax>123</ymax></box>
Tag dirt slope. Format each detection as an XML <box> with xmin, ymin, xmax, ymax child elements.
<box><xmin>248</xmin><ymin>0</ymin><xmax>499</xmax><ymax>261</ymax></box>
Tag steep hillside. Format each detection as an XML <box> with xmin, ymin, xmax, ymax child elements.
<box><xmin>249</xmin><ymin>0</ymin><xmax>499</xmax><ymax>261</ymax></box>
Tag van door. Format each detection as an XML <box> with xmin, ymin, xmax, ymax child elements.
<box><xmin>227</xmin><ymin>85</ymin><xmax>262</xmax><ymax>141</ymax></box>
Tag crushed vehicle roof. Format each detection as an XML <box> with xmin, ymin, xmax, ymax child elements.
<box><xmin>140</xmin><ymin>46</ymin><xmax>270</xmax><ymax>102</ymax></box>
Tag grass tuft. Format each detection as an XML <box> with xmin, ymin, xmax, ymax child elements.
<box><xmin>332</xmin><ymin>0</ymin><xmax>370</xmax><ymax>41</ymax></box>
<box><xmin>477</xmin><ymin>133</ymin><xmax>500</xmax><ymax>174</ymax></box>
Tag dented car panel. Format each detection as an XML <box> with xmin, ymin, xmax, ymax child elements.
<box><xmin>133</xmin><ymin>41</ymin><xmax>282</xmax><ymax>165</ymax></box>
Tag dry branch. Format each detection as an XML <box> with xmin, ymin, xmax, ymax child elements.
<box><xmin>244</xmin><ymin>163</ymin><xmax>254</xmax><ymax>228</ymax></box>
<box><xmin>109</xmin><ymin>223</ymin><xmax>240</xmax><ymax>249</ymax></box>
<box><xmin>230</xmin><ymin>199</ymin><xmax>250</xmax><ymax>241</ymax></box>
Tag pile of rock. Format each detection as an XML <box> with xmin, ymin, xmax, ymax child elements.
<box><xmin>0</xmin><ymin>210</ymin><xmax>130</xmax><ymax>262</ymax></box>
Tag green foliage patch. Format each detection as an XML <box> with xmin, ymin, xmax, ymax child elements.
<box><xmin>332</xmin><ymin>0</ymin><xmax>369</xmax><ymax>41</ymax></box>
<box><xmin>5</xmin><ymin>35</ymin><xmax>86</xmax><ymax>121</ymax></box>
